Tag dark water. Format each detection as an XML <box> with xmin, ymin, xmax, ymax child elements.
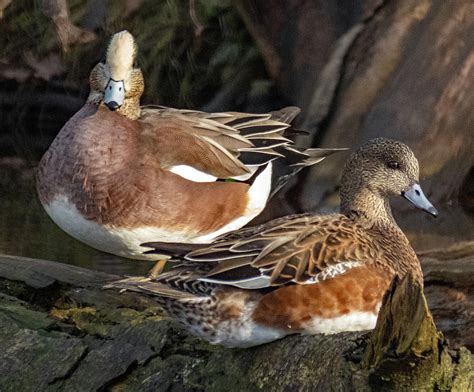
<box><xmin>0</xmin><ymin>158</ymin><xmax>154</xmax><ymax>276</ymax></box>
<box><xmin>1</xmin><ymin>157</ymin><xmax>473</xmax><ymax>277</ymax></box>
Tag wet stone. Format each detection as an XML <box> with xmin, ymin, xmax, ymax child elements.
<box><xmin>0</xmin><ymin>328</ymin><xmax>87</xmax><ymax>391</ymax></box>
<box><xmin>59</xmin><ymin>340</ymin><xmax>155</xmax><ymax>391</ymax></box>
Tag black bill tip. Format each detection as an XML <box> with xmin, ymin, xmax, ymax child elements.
<box><xmin>105</xmin><ymin>101</ymin><xmax>120</xmax><ymax>111</ymax></box>
<box><xmin>427</xmin><ymin>205</ymin><xmax>438</xmax><ymax>217</ymax></box>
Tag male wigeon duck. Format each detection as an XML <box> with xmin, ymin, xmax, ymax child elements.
<box><xmin>108</xmin><ymin>138</ymin><xmax>438</xmax><ymax>348</ymax></box>
<box><xmin>36</xmin><ymin>31</ymin><xmax>341</xmax><ymax>272</ymax></box>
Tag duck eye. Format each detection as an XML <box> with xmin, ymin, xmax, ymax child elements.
<box><xmin>387</xmin><ymin>161</ymin><xmax>400</xmax><ymax>170</ymax></box>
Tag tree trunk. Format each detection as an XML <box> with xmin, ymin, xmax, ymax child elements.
<box><xmin>235</xmin><ymin>0</ymin><xmax>474</xmax><ymax>214</ymax></box>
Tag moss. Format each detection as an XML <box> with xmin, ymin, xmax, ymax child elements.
<box><xmin>50</xmin><ymin>306</ymin><xmax>109</xmax><ymax>335</ymax></box>
<box><xmin>49</xmin><ymin>303</ymin><xmax>164</xmax><ymax>338</ymax></box>
<box><xmin>449</xmin><ymin>347</ymin><xmax>473</xmax><ymax>392</ymax></box>
<box><xmin>0</xmin><ymin>293</ymin><xmax>55</xmax><ymax>331</ymax></box>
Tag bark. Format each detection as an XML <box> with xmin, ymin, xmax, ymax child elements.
<box><xmin>0</xmin><ymin>251</ymin><xmax>472</xmax><ymax>391</ymax></box>
<box><xmin>234</xmin><ymin>0</ymin><xmax>474</xmax><ymax>213</ymax></box>
<box><xmin>421</xmin><ymin>241</ymin><xmax>474</xmax><ymax>350</ymax></box>
<box><xmin>41</xmin><ymin>0</ymin><xmax>97</xmax><ymax>52</ymax></box>
<box><xmin>233</xmin><ymin>0</ymin><xmax>381</xmax><ymax>110</ymax></box>
<box><xmin>0</xmin><ymin>0</ymin><xmax>11</xmax><ymax>19</ymax></box>
<box><xmin>309</xmin><ymin>0</ymin><xmax>474</xmax><ymax>206</ymax></box>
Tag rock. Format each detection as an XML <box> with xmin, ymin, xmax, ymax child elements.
<box><xmin>0</xmin><ymin>299</ymin><xmax>87</xmax><ymax>392</ymax></box>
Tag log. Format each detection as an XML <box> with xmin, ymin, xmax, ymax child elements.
<box><xmin>361</xmin><ymin>274</ymin><xmax>471</xmax><ymax>390</ymax></box>
<box><xmin>420</xmin><ymin>241</ymin><xmax>474</xmax><ymax>351</ymax></box>
<box><xmin>0</xmin><ymin>253</ymin><xmax>471</xmax><ymax>391</ymax></box>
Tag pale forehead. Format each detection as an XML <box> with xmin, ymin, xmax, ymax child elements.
<box><xmin>106</xmin><ymin>31</ymin><xmax>136</xmax><ymax>80</ymax></box>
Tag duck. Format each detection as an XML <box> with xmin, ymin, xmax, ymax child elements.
<box><xmin>107</xmin><ymin>138</ymin><xmax>438</xmax><ymax>348</ymax></box>
<box><xmin>36</xmin><ymin>30</ymin><xmax>341</xmax><ymax>274</ymax></box>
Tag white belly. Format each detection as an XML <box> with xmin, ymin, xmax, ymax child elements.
<box><xmin>302</xmin><ymin>308</ymin><xmax>380</xmax><ymax>335</ymax></box>
<box><xmin>42</xmin><ymin>196</ymin><xmax>204</xmax><ymax>260</ymax></box>
<box><xmin>212</xmin><ymin>309</ymin><xmax>380</xmax><ymax>348</ymax></box>
<box><xmin>182</xmin><ymin>300</ymin><xmax>287</xmax><ymax>348</ymax></box>
<box><xmin>40</xmin><ymin>163</ymin><xmax>273</xmax><ymax>260</ymax></box>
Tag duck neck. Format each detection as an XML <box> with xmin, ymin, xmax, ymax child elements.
<box><xmin>116</xmin><ymin>96</ymin><xmax>141</xmax><ymax>120</ymax></box>
<box><xmin>341</xmin><ymin>187</ymin><xmax>396</xmax><ymax>228</ymax></box>
<box><xmin>340</xmin><ymin>179</ymin><xmax>423</xmax><ymax>282</ymax></box>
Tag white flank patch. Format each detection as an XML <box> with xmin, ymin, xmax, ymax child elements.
<box><xmin>192</xmin><ymin>162</ymin><xmax>273</xmax><ymax>243</ymax></box>
<box><xmin>168</xmin><ymin>164</ymin><xmax>262</xmax><ymax>183</ymax></box>
<box><xmin>168</xmin><ymin>165</ymin><xmax>217</xmax><ymax>182</ymax></box>
<box><xmin>302</xmin><ymin>308</ymin><xmax>380</xmax><ymax>335</ymax></box>
<box><xmin>242</xmin><ymin>162</ymin><xmax>273</xmax><ymax>218</ymax></box>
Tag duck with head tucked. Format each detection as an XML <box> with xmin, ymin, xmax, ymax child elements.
<box><xmin>108</xmin><ymin>138</ymin><xmax>438</xmax><ymax>348</ymax></box>
<box><xmin>36</xmin><ymin>31</ymin><xmax>341</xmax><ymax>273</ymax></box>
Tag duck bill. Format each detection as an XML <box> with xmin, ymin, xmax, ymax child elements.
<box><xmin>104</xmin><ymin>79</ymin><xmax>125</xmax><ymax>110</ymax></box>
<box><xmin>401</xmin><ymin>183</ymin><xmax>438</xmax><ymax>217</ymax></box>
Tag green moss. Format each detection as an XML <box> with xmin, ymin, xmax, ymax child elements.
<box><xmin>449</xmin><ymin>347</ymin><xmax>473</xmax><ymax>392</ymax></box>
<box><xmin>0</xmin><ymin>293</ymin><xmax>55</xmax><ymax>331</ymax></box>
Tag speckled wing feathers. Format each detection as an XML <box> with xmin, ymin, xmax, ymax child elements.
<box><xmin>108</xmin><ymin>265</ymin><xmax>215</xmax><ymax>299</ymax></box>
<box><xmin>174</xmin><ymin>214</ymin><xmax>377</xmax><ymax>287</ymax></box>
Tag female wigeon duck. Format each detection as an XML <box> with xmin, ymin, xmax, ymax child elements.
<box><xmin>108</xmin><ymin>138</ymin><xmax>438</xmax><ymax>348</ymax></box>
<box><xmin>36</xmin><ymin>31</ymin><xmax>340</xmax><ymax>273</ymax></box>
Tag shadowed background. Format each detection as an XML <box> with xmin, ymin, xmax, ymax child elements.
<box><xmin>0</xmin><ymin>0</ymin><xmax>473</xmax><ymax>273</ymax></box>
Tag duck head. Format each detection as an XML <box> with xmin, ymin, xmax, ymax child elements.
<box><xmin>340</xmin><ymin>138</ymin><xmax>438</xmax><ymax>222</ymax></box>
<box><xmin>88</xmin><ymin>30</ymin><xmax>144</xmax><ymax>120</ymax></box>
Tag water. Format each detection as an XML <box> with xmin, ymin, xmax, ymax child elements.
<box><xmin>0</xmin><ymin>157</ymin><xmax>155</xmax><ymax>276</ymax></box>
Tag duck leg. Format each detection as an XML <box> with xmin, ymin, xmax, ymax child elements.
<box><xmin>147</xmin><ymin>259</ymin><xmax>168</xmax><ymax>279</ymax></box>
<box><xmin>142</xmin><ymin>241</ymin><xmax>204</xmax><ymax>279</ymax></box>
